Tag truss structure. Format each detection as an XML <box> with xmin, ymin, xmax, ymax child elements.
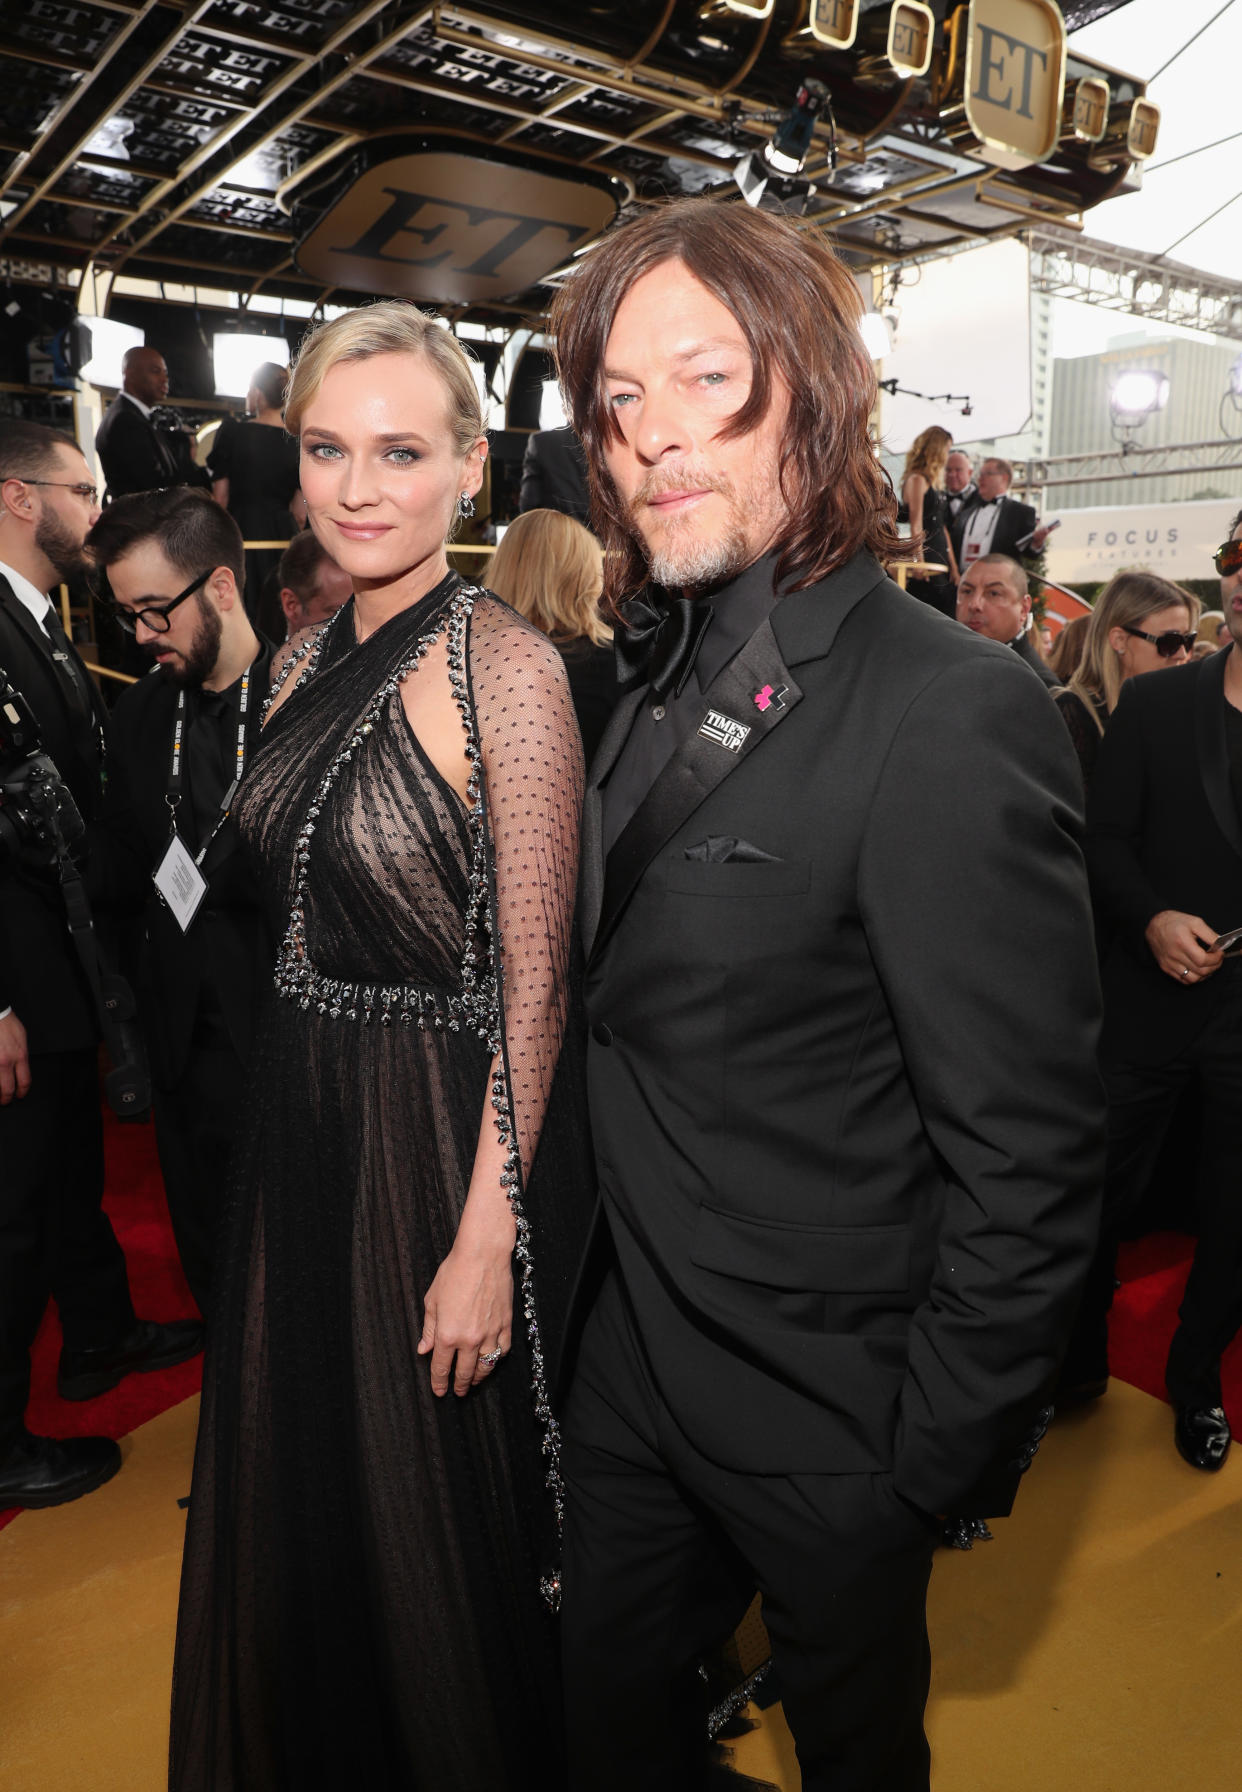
<box><xmin>1015</xmin><ymin>437</ymin><xmax>1242</xmax><ymax>494</ymax></box>
<box><xmin>1030</xmin><ymin>227</ymin><xmax>1242</xmax><ymax>343</ymax></box>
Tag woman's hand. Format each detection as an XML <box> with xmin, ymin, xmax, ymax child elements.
<box><xmin>418</xmin><ymin>1226</ymin><xmax>515</xmax><ymax>1397</ymax></box>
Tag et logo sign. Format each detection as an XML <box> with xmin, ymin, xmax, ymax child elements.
<box><xmin>964</xmin><ymin>0</ymin><xmax>1067</xmax><ymax>169</ymax></box>
<box><xmin>296</xmin><ymin>145</ymin><xmax>622</xmax><ymax>305</ymax></box>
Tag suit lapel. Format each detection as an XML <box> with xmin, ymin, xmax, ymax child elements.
<box><xmin>582</xmin><ymin>685</ymin><xmax>644</xmax><ymax>958</ymax></box>
<box><xmin>1194</xmin><ymin>646</ymin><xmax>1242</xmax><ymax>862</ymax></box>
<box><xmin>588</xmin><ymin>552</ymin><xmax>888</xmax><ymax>960</ymax></box>
<box><xmin>592</xmin><ymin>621</ymin><xmax>802</xmax><ymax>957</ymax></box>
<box><xmin>0</xmin><ymin>578</ymin><xmax>93</xmax><ymax>746</ymax></box>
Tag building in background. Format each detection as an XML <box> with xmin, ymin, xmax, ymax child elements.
<box><xmin>1048</xmin><ymin>333</ymin><xmax>1239</xmax><ymax>508</ymax></box>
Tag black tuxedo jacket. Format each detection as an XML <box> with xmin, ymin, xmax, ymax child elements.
<box><xmin>518</xmin><ymin>427</ymin><xmax>591</xmax><ymax>526</ymax></box>
<box><xmin>949</xmin><ymin>492</ymin><xmax>1038</xmax><ymax>566</ymax></box>
<box><xmin>89</xmin><ymin>647</ymin><xmax>275</xmax><ymax>1087</ymax></box>
<box><xmin>1086</xmin><ymin>647</ymin><xmax>1242</xmax><ymax>1064</ymax></box>
<box><xmin>1011</xmin><ymin>628</ymin><xmax>1061</xmax><ymax>690</ymax></box>
<box><xmin>580</xmin><ymin>553</ymin><xmax>1103</xmax><ymax>1519</ymax></box>
<box><xmin>0</xmin><ymin>575</ymin><xmax>108</xmax><ymax>1052</ymax></box>
<box><xmin>95</xmin><ymin>395</ymin><xmax>183</xmax><ymax>499</ymax></box>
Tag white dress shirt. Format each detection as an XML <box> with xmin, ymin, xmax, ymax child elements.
<box><xmin>960</xmin><ymin>499</ymin><xmax>1003</xmax><ymax>567</ymax></box>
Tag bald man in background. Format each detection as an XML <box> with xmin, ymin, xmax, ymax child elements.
<box><xmin>95</xmin><ymin>347</ymin><xmax>209</xmax><ymax>502</ymax></box>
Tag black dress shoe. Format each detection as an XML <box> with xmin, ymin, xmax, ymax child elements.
<box><xmin>0</xmin><ymin>1431</ymin><xmax>122</xmax><ymax>1509</ymax></box>
<box><xmin>58</xmin><ymin>1318</ymin><xmax>204</xmax><ymax>1402</ymax></box>
<box><xmin>1173</xmin><ymin>1405</ymin><xmax>1231</xmax><ymax>1472</ymax></box>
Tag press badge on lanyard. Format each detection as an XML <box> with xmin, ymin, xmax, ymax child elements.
<box><xmin>153</xmin><ymin>669</ymin><xmax>250</xmax><ymax>933</ymax></box>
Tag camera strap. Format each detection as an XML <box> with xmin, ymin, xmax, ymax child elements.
<box><xmin>163</xmin><ymin>665</ymin><xmax>252</xmax><ymax>864</ymax></box>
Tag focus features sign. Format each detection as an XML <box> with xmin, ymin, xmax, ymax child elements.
<box><xmin>1046</xmin><ymin>500</ymin><xmax>1239</xmax><ymax>585</ymax></box>
<box><xmin>295</xmin><ymin>143</ymin><xmax>623</xmax><ymax>305</ymax></box>
<box><xmin>963</xmin><ymin>0</ymin><xmax>1067</xmax><ymax>170</ymax></box>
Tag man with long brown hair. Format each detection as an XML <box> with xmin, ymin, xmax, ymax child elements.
<box><xmin>551</xmin><ymin>198</ymin><xmax>1103</xmax><ymax>1790</ymax></box>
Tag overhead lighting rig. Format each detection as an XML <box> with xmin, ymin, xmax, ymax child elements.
<box><xmin>733</xmin><ymin>78</ymin><xmax>836</xmax><ymax>212</ymax></box>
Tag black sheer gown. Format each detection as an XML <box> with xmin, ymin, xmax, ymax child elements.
<box><xmin>906</xmin><ymin>485</ymin><xmax>955</xmax><ymax>617</ymax></box>
<box><xmin>170</xmin><ymin>571</ymin><xmax>586</xmax><ymax>1791</ymax></box>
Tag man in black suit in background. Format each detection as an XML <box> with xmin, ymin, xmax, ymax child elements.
<box><xmin>0</xmin><ymin>421</ymin><xmax>201</xmax><ymax>1511</ymax></box>
<box><xmin>95</xmin><ymin>345</ymin><xmax>208</xmax><ymax>502</ymax></box>
<box><xmin>1071</xmin><ymin>505</ymin><xmax>1242</xmax><ymax>1471</ymax></box>
<box><xmin>87</xmin><ymin>490</ymin><xmax>274</xmax><ymax>1315</ymax></box>
<box><xmin>518</xmin><ymin>423</ymin><xmax>591</xmax><ymax>525</ymax></box>
<box><xmin>550</xmin><ymin>200</ymin><xmax>1104</xmax><ymax>1790</ymax></box>
<box><xmin>956</xmin><ymin>553</ymin><xmax>1061</xmax><ymax>690</ymax></box>
<box><xmin>950</xmin><ymin>455</ymin><xmax>1049</xmax><ymax>575</ymax></box>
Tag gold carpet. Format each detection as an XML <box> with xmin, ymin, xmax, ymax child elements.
<box><xmin>2</xmin><ymin>1382</ymin><xmax>1239</xmax><ymax>1790</ymax></box>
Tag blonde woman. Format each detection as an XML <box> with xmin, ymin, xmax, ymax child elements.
<box><xmin>171</xmin><ymin>304</ymin><xmax>588</xmax><ymax>1790</ymax></box>
<box><xmin>489</xmin><ymin>507</ymin><xmax>616</xmax><ymax>759</ymax></box>
<box><xmin>1055</xmin><ymin>570</ymin><xmax>1199</xmax><ymax>784</ymax></box>
<box><xmin>901</xmin><ymin>424</ymin><xmax>959</xmax><ymax>614</ymax></box>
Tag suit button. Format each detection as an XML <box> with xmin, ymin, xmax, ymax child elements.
<box><xmin>591</xmin><ymin>1023</ymin><xmax>613</xmax><ymax>1046</ymax></box>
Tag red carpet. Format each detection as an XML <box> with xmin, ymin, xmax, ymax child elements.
<box><xmin>1110</xmin><ymin>1231</ymin><xmax>1242</xmax><ymax>1426</ymax></box>
<box><xmin>1</xmin><ymin>1107</ymin><xmax>202</xmax><ymax>1531</ymax></box>
<box><xmin>4</xmin><ymin>1119</ymin><xmax>1239</xmax><ymax>1533</ymax></box>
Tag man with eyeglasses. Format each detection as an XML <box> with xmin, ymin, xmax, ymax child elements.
<box><xmin>1078</xmin><ymin>507</ymin><xmax>1242</xmax><ymax>1472</ymax></box>
<box><xmin>86</xmin><ymin>487</ymin><xmax>273</xmax><ymax>1317</ymax></box>
<box><xmin>0</xmin><ymin>420</ymin><xmax>202</xmax><ymax>1512</ymax></box>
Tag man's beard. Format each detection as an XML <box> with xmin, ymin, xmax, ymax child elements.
<box><xmin>150</xmin><ymin>592</ymin><xmax>222</xmax><ymax>686</ymax></box>
<box><xmin>628</xmin><ymin>461</ymin><xmax>764</xmax><ymax>594</ymax></box>
<box><xmin>34</xmin><ymin>508</ymin><xmax>86</xmax><ymax>584</ymax></box>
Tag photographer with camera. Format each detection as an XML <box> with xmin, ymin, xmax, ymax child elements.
<box><xmin>0</xmin><ymin>421</ymin><xmax>202</xmax><ymax>1512</ymax></box>
<box><xmin>86</xmin><ymin>488</ymin><xmax>274</xmax><ymax>1317</ymax></box>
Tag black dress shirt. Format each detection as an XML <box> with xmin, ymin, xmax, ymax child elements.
<box><xmin>602</xmin><ymin>555</ymin><xmax>782</xmax><ymax>853</ymax></box>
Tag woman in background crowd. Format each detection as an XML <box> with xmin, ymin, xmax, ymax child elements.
<box><xmin>1047</xmin><ymin>612</ymin><xmax>1090</xmax><ymax>685</ymax></box>
<box><xmin>1196</xmin><ymin>607</ymin><xmax>1226</xmax><ymax>651</ymax></box>
<box><xmin>488</xmin><ymin>506</ymin><xmax>616</xmax><ymax>761</ymax></box>
<box><xmin>1054</xmin><ymin>570</ymin><xmax>1200</xmax><ymax>784</ymax></box>
<box><xmin>900</xmin><ymin>424</ymin><xmax>959</xmax><ymax>616</ymax></box>
<box><xmin>171</xmin><ymin>304</ymin><xmax>587</xmax><ymax>1791</ymax></box>
<box><xmin>209</xmin><ymin>360</ymin><xmax>304</xmax><ymax>627</ymax></box>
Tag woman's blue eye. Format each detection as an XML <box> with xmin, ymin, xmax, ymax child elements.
<box><xmin>386</xmin><ymin>447</ymin><xmax>420</xmax><ymax>464</ymax></box>
<box><xmin>306</xmin><ymin>442</ymin><xmax>341</xmax><ymax>460</ymax></box>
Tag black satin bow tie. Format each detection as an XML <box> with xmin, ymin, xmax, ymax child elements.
<box><xmin>615</xmin><ymin>590</ymin><xmax>714</xmax><ymax>700</ymax></box>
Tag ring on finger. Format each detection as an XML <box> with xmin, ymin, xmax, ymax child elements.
<box><xmin>479</xmin><ymin>1348</ymin><xmax>504</xmax><ymax>1368</ymax></box>
<box><xmin>1181</xmin><ymin>966</ymin><xmax>1192</xmax><ymax>979</ymax></box>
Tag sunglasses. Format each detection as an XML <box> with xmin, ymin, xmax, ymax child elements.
<box><xmin>108</xmin><ymin>568</ymin><xmax>213</xmax><ymax>636</ymax></box>
<box><xmin>1123</xmin><ymin>624</ymin><xmax>1197</xmax><ymax>659</ymax></box>
<box><xmin>1214</xmin><ymin>538</ymin><xmax>1242</xmax><ymax>577</ymax></box>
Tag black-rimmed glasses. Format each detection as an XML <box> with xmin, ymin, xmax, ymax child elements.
<box><xmin>109</xmin><ymin>568</ymin><xmax>213</xmax><ymax>636</ymax></box>
<box><xmin>1122</xmin><ymin>624</ymin><xmax>1197</xmax><ymax>658</ymax></box>
<box><xmin>15</xmin><ymin>477</ymin><xmax>99</xmax><ymax>506</ymax></box>
<box><xmin>1214</xmin><ymin>538</ymin><xmax>1242</xmax><ymax>577</ymax></box>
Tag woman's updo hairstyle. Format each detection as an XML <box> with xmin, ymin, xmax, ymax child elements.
<box><xmin>284</xmin><ymin>300</ymin><xmax>485</xmax><ymax>459</ymax></box>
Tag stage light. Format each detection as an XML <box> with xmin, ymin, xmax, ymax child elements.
<box><xmin>1109</xmin><ymin>368</ymin><xmax>1169</xmax><ymax>419</ymax></box>
<box><xmin>763</xmin><ymin>80</ymin><xmax>828</xmax><ymax>177</ymax></box>
<box><xmin>212</xmin><ymin>332</ymin><xmax>289</xmax><ymax>400</ymax></box>
<box><xmin>539</xmin><ymin>379</ymin><xmax>567</xmax><ymax>431</ymax></box>
<box><xmin>733</xmin><ymin>151</ymin><xmax>768</xmax><ymax>207</ymax></box>
<box><xmin>78</xmin><ymin>316</ymin><xmax>145</xmax><ymax>389</ymax></box>
<box><xmin>859</xmin><ymin>311</ymin><xmax>894</xmax><ymax>360</ymax></box>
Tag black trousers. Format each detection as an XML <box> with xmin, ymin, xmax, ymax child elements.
<box><xmin>1069</xmin><ymin>982</ymin><xmax>1242</xmax><ymax>1408</ymax></box>
<box><xmin>0</xmin><ymin>1047</ymin><xmax>135</xmax><ymax>1451</ymax></box>
<box><xmin>561</xmin><ymin>1272</ymin><xmax>935</xmax><ymax>1792</ymax></box>
<box><xmin>152</xmin><ymin>1001</ymin><xmax>246</xmax><ymax>1318</ymax></box>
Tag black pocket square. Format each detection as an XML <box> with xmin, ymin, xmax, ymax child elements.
<box><xmin>684</xmin><ymin>836</ymin><xmax>781</xmax><ymax>865</ymax></box>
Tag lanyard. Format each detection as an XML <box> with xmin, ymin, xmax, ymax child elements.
<box><xmin>165</xmin><ymin>666</ymin><xmax>251</xmax><ymax>865</ymax></box>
